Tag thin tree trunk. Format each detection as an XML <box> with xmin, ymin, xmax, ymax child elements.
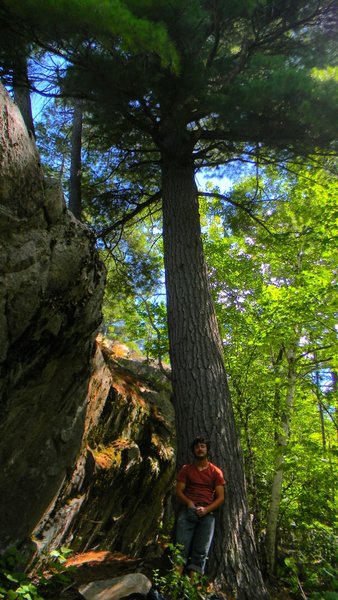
<box><xmin>69</xmin><ymin>101</ymin><xmax>83</xmax><ymax>220</ymax></box>
<box><xmin>161</xmin><ymin>148</ymin><xmax>268</xmax><ymax>599</ymax></box>
<box><xmin>314</xmin><ymin>365</ymin><xmax>327</xmax><ymax>451</ymax></box>
<box><xmin>266</xmin><ymin>347</ymin><xmax>297</xmax><ymax>577</ymax></box>
<box><xmin>12</xmin><ymin>56</ymin><xmax>35</xmax><ymax>139</ymax></box>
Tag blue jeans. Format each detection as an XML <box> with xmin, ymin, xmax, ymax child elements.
<box><xmin>175</xmin><ymin>507</ymin><xmax>215</xmax><ymax>574</ymax></box>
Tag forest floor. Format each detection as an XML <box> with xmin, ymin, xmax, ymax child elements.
<box><xmin>36</xmin><ymin>550</ymin><xmax>298</xmax><ymax>600</ymax></box>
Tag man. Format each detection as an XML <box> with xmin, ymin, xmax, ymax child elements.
<box><xmin>175</xmin><ymin>436</ymin><xmax>225</xmax><ymax>577</ymax></box>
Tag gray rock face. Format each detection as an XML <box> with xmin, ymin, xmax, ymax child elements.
<box><xmin>0</xmin><ymin>84</ymin><xmax>44</xmax><ymax>219</ymax></box>
<box><xmin>0</xmin><ymin>83</ymin><xmax>106</xmax><ymax>551</ymax></box>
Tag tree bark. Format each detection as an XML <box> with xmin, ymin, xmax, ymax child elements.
<box><xmin>161</xmin><ymin>146</ymin><xmax>268</xmax><ymax>599</ymax></box>
<box><xmin>266</xmin><ymin>347</ymin><xmax>297</xmax><ymax>578</ymax></box>
<box><xmin>12</xmin><ymin>55</ymin><xmax>36</xmax><ymax>139</ymax></box>
<box><xmin>69</xmin><ymin>100</ymin><xmax>83</xmax><ymax>220</ymax></box>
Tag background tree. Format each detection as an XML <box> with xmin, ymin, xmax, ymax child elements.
<box><xmin>69</xmin><ymin>99</ymin><xmax>83</xmax><ymax>219</ymax></box>
<box><xmin>203</xmin><ymin>161</ymin><xmax>337</xmax><ymax>594</ymax></box>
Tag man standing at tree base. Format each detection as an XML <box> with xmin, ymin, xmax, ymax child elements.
<box><xmin>175</xmin><ymin>436</ymin><xmax>225</xmax><ymax>577</ymax></box>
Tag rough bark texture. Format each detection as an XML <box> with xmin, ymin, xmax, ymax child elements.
<box><xmin>0</xmin><ymin>83</ymin><xmax>105</xmax><ymax>552</ymax></box>
<box><xmin>161</xmin><ymin>148</ymin><xmax>268</xmax><ymax>599</ymax></box>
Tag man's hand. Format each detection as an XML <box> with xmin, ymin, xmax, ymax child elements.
<box><xmin>195</xmin><ymin>506</ymin><xmax>207</xmax><ymax>516</ymax></box>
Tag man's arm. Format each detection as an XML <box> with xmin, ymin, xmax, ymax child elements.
<box><xmin>175</xmin><ymin>480</ymin><xmax>195</xmax><ymax>508</ymax></box>
<box><xmin>195</xmin><ymin>485</ymin><xmax>224</xmax><ymax>517</ymax></box>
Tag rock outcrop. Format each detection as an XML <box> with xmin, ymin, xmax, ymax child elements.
<box><xmin>32</xmin><ymin>338</ymin><xmax>175</xmax><ymax>560</ymax></box>
<box><xmin>0</xmin><ymin>83</ymin><xmax>175</xmax><ymax>572</ymax></box>
<box><xmin>0</xmin><ymin>83</ymin><xmax>106</xmax><ymax>551</ymax></box>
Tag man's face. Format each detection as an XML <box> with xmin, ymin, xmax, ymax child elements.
<box><xmin>193</xmin><ymin>442</ymin><xmax>208</xmax><ymax>459</ymax></box>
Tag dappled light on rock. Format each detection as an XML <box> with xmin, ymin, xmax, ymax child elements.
<box><xmin>66</xmin><ymin>551</ymin><xmax>143</xmax><ymax>583</ymax></box>
<box><xmin>32</xmin><ymin>337</ymin><xmax>175</xmax><ymax>561</ymax></box>
<box><xmin>78</xmin><ymin>573</ymin><xmax>152</xmax><ymax>600</ymax></box>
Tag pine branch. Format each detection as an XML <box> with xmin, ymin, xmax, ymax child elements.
<box><xmin>139</xmin><ymin>295</ymin><xmax>171</xmax><ymax>381</ymax></box>
<box><xmin>198</xmin><ymin>190</ymin><xmax>275</xmax><ymax>235</ymax></box>
<box><xmin>97</xmin><ymin>191</ymin><xmax>161</xmax><ymax>238</ymax></box>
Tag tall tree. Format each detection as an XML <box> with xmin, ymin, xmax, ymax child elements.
<box><xmin>2</xmin><ymin>1</ymin><xmax>337</xmax><ymax>597</ymax></box>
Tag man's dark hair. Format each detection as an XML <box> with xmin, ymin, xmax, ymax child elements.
<box><xmin>191</xmin><ymin>436</ymin><xmax>210</xmax><ymax>453</ymax></box>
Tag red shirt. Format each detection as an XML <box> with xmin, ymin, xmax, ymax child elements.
<box><xmin>177</xmin><ymin>462</ymin><xmax>225</xmax><ymax>506</ymax></box>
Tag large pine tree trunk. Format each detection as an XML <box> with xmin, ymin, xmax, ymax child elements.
<box><xmin>161</xmin><ymin>148</ymin><xmax>268</xmax><ymax>599</ymax></box>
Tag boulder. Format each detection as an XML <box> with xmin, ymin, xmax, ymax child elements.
<box><xmin>0</xmin><ymin>83</ymin><xmax>106</xmax><ymax>551</ymax></box>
